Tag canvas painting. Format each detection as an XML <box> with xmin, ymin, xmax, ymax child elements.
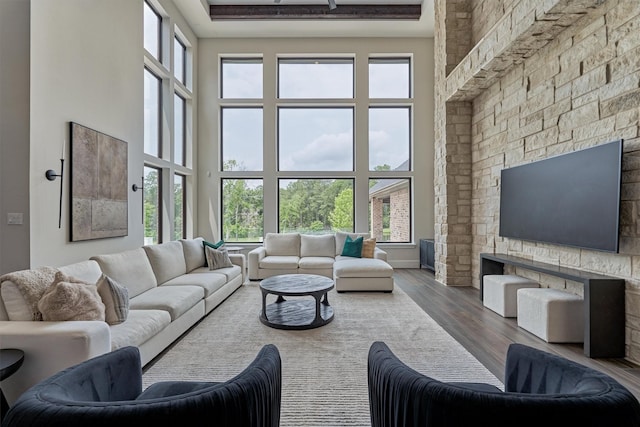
<box><xmin>70</xmin><ymin>122</ymin><xmax>128</xmax><ymax>241</ymax></box>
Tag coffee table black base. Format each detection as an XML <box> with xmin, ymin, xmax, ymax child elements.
<box><xmin>260</xmin><ymin>299</ymin><xmax>334</xmax><ymax>330</ymax></box>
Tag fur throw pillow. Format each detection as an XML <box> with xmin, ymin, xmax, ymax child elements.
<box><xmin>37</xmin><ymin>272</ymin><xmax>105</xmax><ymax>321</ymax></box>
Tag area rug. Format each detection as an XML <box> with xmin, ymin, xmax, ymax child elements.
<box><xmin>143</xmin><ymin>282</ymin><xmax>502</xmax><ymax>426</ymax></box>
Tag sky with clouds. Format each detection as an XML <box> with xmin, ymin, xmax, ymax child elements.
<box><xmin>221</xmin><ymin>59</ymin><xmax>410</xmax><ymax>172</ymax></box>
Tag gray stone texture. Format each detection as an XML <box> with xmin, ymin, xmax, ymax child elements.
<box><xmin>435</xmin><ymin>0</ymin><xmax>640</xmax><ymax>362</ymax></box>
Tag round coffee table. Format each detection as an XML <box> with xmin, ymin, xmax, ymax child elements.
<box><xmin>259</xmin><ymin>274</ymin><xmax>334</xmax><ymax>330</ymax></box>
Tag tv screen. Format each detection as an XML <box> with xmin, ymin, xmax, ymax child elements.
<box><xmin>499</xmin><ymin>140</ymin><xmax>623</xmax><ymax>253</ymax></box>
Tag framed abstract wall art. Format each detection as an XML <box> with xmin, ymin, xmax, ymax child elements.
<box><xmin>70</xmin><ymin>122</ymin><xmax>128</xmax><ymax>241</ymax></box>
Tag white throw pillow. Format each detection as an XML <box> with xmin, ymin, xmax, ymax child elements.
<box><xmin>205</xmin><ymin>246</ymin><xmax>233</xmax><ymax>270</ymax></box>
<box><xmin>96</xmin><ymin>274</ymin><xmax>129</xmax><ymax>325</ymax></box>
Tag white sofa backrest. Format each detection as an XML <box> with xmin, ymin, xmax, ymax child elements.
<box><xmin>143</xmin><ymin>241</ymin><xmax>188</xmax><ymax>284</ymax></box>
<box><xmin>335</xmin><ymin>231</ymin><xmax>370</xmax><ymax>256</ymax></box>
<box><xmin>58</xmin><ymin>260</ymin><xmax>103</xmax><ymax>284</ymax></box>
<box><xmin>300</xmin><ymin>234</ymin><xmax>335</xmax><ymax>258</ymax></box>
<box><xmin>180</xmin><ymin>238</ymin><xmax>205</xmax><ymax>272</ymax></box>
<box><xmin>91</xmin><ymin>248</ymin><xmax>157</xmax><ymax>298</ymax></box>
<box><xmin>265</xmin><ymin>233</ymin><xmax>300</xmax><ymax>256</ymax></box>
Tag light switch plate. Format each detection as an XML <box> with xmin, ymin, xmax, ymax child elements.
<box><xmin>7</xmin><ymin>213</ymin><xmax>23</xmax><ymax>225</ymax></box>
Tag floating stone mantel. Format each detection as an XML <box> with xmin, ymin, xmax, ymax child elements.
<box><xmin>445</xmin><ymin>0</ymin><xmax>607</xmax><ymax>102</ymax></box>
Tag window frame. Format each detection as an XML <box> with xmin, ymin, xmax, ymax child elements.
<box><xmin>143</xmin><ymin>0</ymin><xmax>162</xmax><ymax>62</ymax></box>
<box><xmin>217</xmin><ymin>51</ymin><xmax>416</xmax><ymax>244</ymax></box>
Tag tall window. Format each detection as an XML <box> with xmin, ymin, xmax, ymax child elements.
<box><xmin>219</xmin><ymin>54</ymin><xmax>414</xmax><ymax>243</ymax></box>
<box><xmin>174</xmin><ymin>174</ymin><xmax>185</xmax><ymax>240</ymax></box>
<box><xmin>174</xmin><ymin>93</ymin><xmax>185</xmax><ymax>166</ymax></box>
<box><xmin>174</xmin><ymin>36</ymin><xmax>186</xmax><ymax>86</ymax></box>
<box><xmin>143</xmin><ymin>3</ymin><xmax>193</xmax><ymax>243</ymax></box>
<box><xmin>367</xmin><ymin>57</ymin><xmax>412</xmax><ymax>243</ymax></box>
<box><xmin>143</xmin><ymin>1</ymin><xmax>161</xmax><ymax>62</ymax></box>
<box><xmin>144</xmin><ymin>166</ymin><xmax>161</xmax><ymax>244</ymax></box>
<box><xmin>144</xmin><ymin>68</ymin><xmax>161</xmax><ymax>157</ymax></box>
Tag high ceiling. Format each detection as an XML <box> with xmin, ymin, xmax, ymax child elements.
<box><xmin>174</xmin><ymin>0</ymin><xmax>434</xmax><ymax>38</ymax></box>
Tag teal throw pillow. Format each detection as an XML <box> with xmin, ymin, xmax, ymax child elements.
<box><xmin>203</xmin><ymin>239</ymin><xmax>224</xmax><ymax>250</ymax></box>
<box><xmin>341</xmin><ymin>235</ymin><xmax>363</xmax><ymax>258</ymax></box>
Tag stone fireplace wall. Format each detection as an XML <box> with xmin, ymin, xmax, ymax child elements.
<box><xmin>435</xmin><ymin>0</ymin><xmax>640</xmax><ymax>362</ymax></box>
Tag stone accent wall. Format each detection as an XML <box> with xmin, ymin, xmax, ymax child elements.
<box><xmin>434</xmin><ymin>0</ymin><xmax>474</xmax><ymax>285</ymax></box>
<box><xmin>435</xmin><ymin>0</ymin><xmax>640</xmax><ymax>362</ymax></box>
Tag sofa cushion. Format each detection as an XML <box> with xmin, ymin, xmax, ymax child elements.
<box><xmin>144</xmin><ymin>241</ymin><xmax>188</xmax><ymax>285</ymax></box>
<box><xmin>335</xmin><ymin>231</ymin><xmax>370</xmax><ymax>256</ymax></box>
<box><xmin>58</xmin><ymin>260</ymin><xmax>103</xmax><ymax>285</ymax></box>
<box><xmin>265</xmin><ymin>233</ymin><xmax>300</xmax><ymax>256</ymax></box>
<box><xmin>190</xmin><ymin>264</ymin><xmax>242</xmax><ymax>282</ymax></box>
<box><xmin>91</xmin><ymin>248</ymin><xmax>157</xmax><ymax>298</ymax></box>
<box><xmin>110</xmin><ymin>309</ymin><xmax>171</xmax><ymax>350</ymax></box>
<box><xmin>298</xmin><ymin>257</ymin><xmax>334</xmax><ymax>269</ymax></box>
<box><xmin>129</xmin><ymin>285</ymin><xmax>204</xmax><ymax>321</ymax></box>
<box><xmin>300</xmin><ymin>234</ymin><xmax>335</xmax><ymax>257</ymax></box>
<box><xmin>334</xmin><ymin>258</ymin><xmax>393</xmax><ymax>278</ymax></box>
<box><xmin>259</xmin><ymin>255</ymin><xmax>300</xmax><ymax>269</ymax></box>
<box><xmin>161</xmin><ymin>273</ymin><xmax>229</xmax><ymax>298</ymax></box>
<box><xmin>180</xmin><ymin>238</ymin><xmax>206</xmax><ymax>272</ymax></box>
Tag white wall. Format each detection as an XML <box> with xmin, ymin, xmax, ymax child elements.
<box><xmin>28</xmin><ymin>0</ymin><xmax>144</xmax><ymax>267</ymax></box>
<box><xmin>197</xmin><ymin>37</ymin><xmax>435</xmax><ymax>267</ymax></box>
<box><xmin>0</xmin><ymin>0</ymin><xmax>31</xmax><ymax>275</ymax></box>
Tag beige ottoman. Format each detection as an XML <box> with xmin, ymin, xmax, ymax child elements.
<box><xmin>333</xmin><ymin>258</ymin><xmax>394</xmax><ymax>292</ymax></box>
<box><xmin>483</xmin><ymin>275</ymin><xmax>539</xmax><ymax>318</ymax></box>
<box><xmin>517</xmin><ymin>288</ymin><xmax>584</xmax><ymax>343</ymax></box>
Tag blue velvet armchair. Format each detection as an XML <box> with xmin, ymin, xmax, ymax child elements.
<box><xmin>368</xmin><ymin>341</ymin><xmax>640</xmax><ymax>427</ymax></box>
<box><xmin>2</xmin><ymin>344</ymin><xmax>281</xmax><ymax>427</ymax></box>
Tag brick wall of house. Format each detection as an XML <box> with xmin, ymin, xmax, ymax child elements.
<box><xmin>390</xmin><ymin>188</ymin><xmax>410</xmax><ymax>242</ymax></box>
<box><xmin>435</xmin><ymin>0</ymin><xmax>640</xmax><ymax>362</ymax></box>
<box><xmin>371</xmin><ymin>197</ymin><xmax>384</xmax><ymax>241</ymax></box>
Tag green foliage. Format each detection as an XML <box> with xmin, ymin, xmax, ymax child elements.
<box><xmin>222</xmin><ymin>177</ymin><xmax>263</xmax><ymax>241</ymax></box>
<box><xmin>278</xmin><ymin>179</ymin><xmax>352</xmax><ymax>234</ymax></box>
<box><xmin>329</xmin><ymin>187</ymin><xmax>354</xmax><ymax>231</ymax></box>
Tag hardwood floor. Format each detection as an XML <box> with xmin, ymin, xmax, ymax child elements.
<box><xmin>394</xmin><ymin>268</ymin><xmax>640</xmax><ymax>398</ymax></box>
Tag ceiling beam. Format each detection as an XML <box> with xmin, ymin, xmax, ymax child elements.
<box><xmin>209</xmin><ymin>4</ymin><xmax>422</xmax><ymax>20</ymax></box>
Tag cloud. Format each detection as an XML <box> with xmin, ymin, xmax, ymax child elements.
<box><xmin>281</xmin><ymin>131</ymin><xmax>353</xmax><ymax>171</ymax></box>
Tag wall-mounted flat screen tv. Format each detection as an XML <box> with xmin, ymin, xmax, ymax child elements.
<box><xmin>499</xmin><ymin>140</ymin><xmax>623</xmax><ymax>253</ymax></box>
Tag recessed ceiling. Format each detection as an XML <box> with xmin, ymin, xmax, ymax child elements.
<box><xmin>174</xmin><ymin>0</ymin><xmax>434</xmax><ymax>38</ymax></box>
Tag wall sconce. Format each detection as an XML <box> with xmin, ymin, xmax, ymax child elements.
<box><xmin>46</xmin><ymin>150</ymin><xmax>65</xmax><ymax>229</ymax></box>
<box><xmin>132</xmin><ymin>180</ymin><xmax>143</xmax><ymax>192</ymax></box>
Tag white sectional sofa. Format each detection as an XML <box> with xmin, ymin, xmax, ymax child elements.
<box><xmin>0</xmin><ymin>237</ymin><xmax>244</xmax><ymax>405</ymax></box>
<box><xmin>248</xmin><ymin>231</ymin><xmax>394</xmax><ymax>292</ymax></box>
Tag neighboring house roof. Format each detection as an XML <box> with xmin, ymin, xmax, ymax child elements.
<box><xmin>369</xmin><ymin>159</ymin><xmax>410</xmax><ymax>198</ymax></box>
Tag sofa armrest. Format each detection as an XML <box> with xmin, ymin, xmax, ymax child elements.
<box><xmin>373</xmin><ymin>247</ymin><xmax>388</xmax><ymax>261</ymax></box>
<box><xmin>0</xmin><ymin>320</ymin><xmax>111</xmax><ymax>405</ymax></box>
<box><xmin>229</xmin><ymin>254</ymin><xmax>246</xmax><ymax>282</ymax></box>
<box><xmin>248</xmin><ymin>247</ymin><xmax>266</xmax><ymax>280</ymax></box>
